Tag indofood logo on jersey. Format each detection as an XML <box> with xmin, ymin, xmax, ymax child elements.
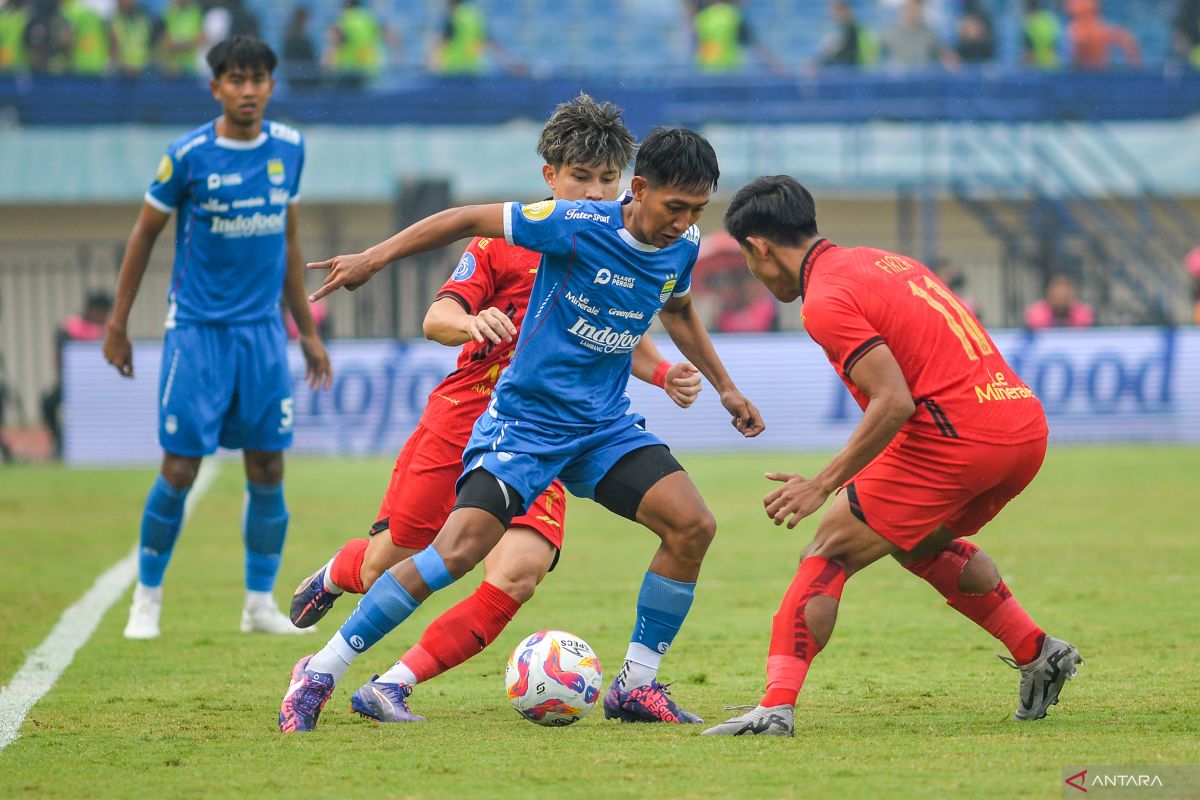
<box><xmin>521</xmin><ymin>200</ymin><xmax>555</xmax><ymax>221</ymax></box>
<box><xmin>267</xmin><ymin>159</ymin><xmax>286</xmax><ymax>186</ymax></box>
<box><xmin>568</xmin><ymin>316</ymin><xmax>643</xmax><ymax>354</ymax></box>
<box><xmin>210</xmin><ymin>210</ymin><xmax>287</xmax><ymax>237</ymax></box>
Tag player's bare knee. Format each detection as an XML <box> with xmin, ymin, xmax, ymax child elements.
<box><xmin>665</xmin><ymin>506</ymin><xmax>716</xmax><ymax>565</ymax></box>
<box><xmin>244</xmin><ymin>451</ymin><xmax>283</xmax><ymax>484</ymax></box>
<box><xmin>161</xmin><ymin>455</ymin><xmax>200</xmax><ymax>489</ymax></box>
<box><xmin>486</xmin><ymin>560</ymin><xmax>542</xmax><ymax>604</ymax></box>
<box><xmin>957</xmin><ymin>548</ymin><xmax>1001</xmax><ymax>594</ymax></box>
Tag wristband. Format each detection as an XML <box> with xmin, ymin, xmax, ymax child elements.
<box><xmin>651</xmin><ymin>360</ymin><xmax>672</xmax><ymax>388</ymax></box>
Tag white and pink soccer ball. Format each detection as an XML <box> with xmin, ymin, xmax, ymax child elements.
<box><xmin>504</xmin><ymin>630</ymin><xmax>603</xmax><ymax>727</ymax></box>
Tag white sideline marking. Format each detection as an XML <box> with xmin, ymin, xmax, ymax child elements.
<box><xmin>0</xmin><ymin>459</ymin><xmax>220</xmax><ymax>753</ymax></box>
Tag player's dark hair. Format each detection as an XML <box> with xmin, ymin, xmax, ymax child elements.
<box><xmin>634</xmin><ymin>127</ymin><xmax>719</xmax><ymax>195</ymax></box>
<box><xmin>724</xmin><ymin>175</ymin><xmax>819</xmax><ymax>247</ymax></box>
<box><xmin>206</xmin><ymin>36</ymin><xmax>278</xmax><ymax>79</ymax></box>
<box><xmin>537</xmin><ymin>94</ymin><xmax>635</xmax><ymax>171</ymax></box>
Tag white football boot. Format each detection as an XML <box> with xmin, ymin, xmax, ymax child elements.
<box><xmin>241</xmin><ymin>591</ymin><xmax>317</xmax><ymax>635</ymax></box>
<box><xmin>123</xmin><ymin>583</ymin><xmax>163</xmax><ymax>640</ymax></box>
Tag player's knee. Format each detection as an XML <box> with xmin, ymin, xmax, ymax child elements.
<box><xmin>486</xmin><ymin>558</ymin><xmax>544</xmax><ymax>604</ymax></box>
<box><xmin>803</xmin><ymin>534</ymin><xmax>860</xmax><ymax>576</ymax></box>
<box><xmin>665</xmin><ymin>505</ymin><xmax>717</xmax><ymax>564</ymax></box>
<box><xmin>161</xmin><ymin>455</ymin><xmax>200</xmax><ymax>489</ymax></box>
<box><xmin>957</xmin><ymin>547</ymin><xmax>1001</xmax><ymax>594</ymax></box>
<box><xmin>244</xmin><ymin>452</ymin><xmax>284</xmax><ymax>484</ymax></box>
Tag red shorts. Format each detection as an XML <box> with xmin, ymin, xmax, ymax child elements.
<box><xmin>845</xmin><ymin>431</ymin><xmax>1047</xmax><ymax>551</ymax></box>
<box><xmin>373</xmin><ymin>423</ymin><xmax>566</xmax><ymax>551</ymax></box>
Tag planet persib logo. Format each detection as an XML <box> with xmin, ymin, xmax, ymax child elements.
<box><xmin>452</xmin><ymin>252</ymin><xmax>477</xmax><ymax>281</ymax></box>
<box><xmin>267</xmin><ymin>158</ymin><xmax>286</xmax><ymax>186</ymax></box>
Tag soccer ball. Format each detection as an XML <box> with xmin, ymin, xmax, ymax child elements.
<box><xmin>504</xmin><ymin>630</ymin><xmax>603</xmax><ymax>727</ymax></box>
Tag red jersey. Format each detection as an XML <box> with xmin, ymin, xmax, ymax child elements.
<box><xmin>419</xmin><ymin>236</ymin><xmax>541</xmax><ymax>444</ymax></box>
<box><xmin>800</xmin><ymin>240</ymin><xmax>1047</xmax><ymax>444</ymax></box>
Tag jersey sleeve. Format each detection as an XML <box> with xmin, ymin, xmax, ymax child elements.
<box><xmin>803</xmin><ymin>282</ymin><xmax>886</xmax><ymax>377</ymax></box>
<box><xmin>502</xmin><ymin>199</ymin><xmax>577</xmax><ymax>257</ymax></box>
<box><xmin>435</xmin><ymin>237</ymin><xmax>499</xmax><ymax>314</ymax></box>
<box><xmin>290</xmin><ymin>139</ymin><xmax>305</xmax><ymax>204</ymax></box>
<box><xmin>673</xmin><ymin>235</ymin><xmax>700</xmax><ymax>298</ymax></box>
<box><xmin>145</xmin><ymin>146</ymin><xmax>185</xmax><ymax>213</ymax></box>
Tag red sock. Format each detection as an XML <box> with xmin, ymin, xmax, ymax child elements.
<box><xmin>904</xmin><ymin>539</ymin><xmax>1045</xmax><ymax>665</ymax></box>
<box><xmin>399</xmin><ymin>581</ymin><xmax>522</xmax><ymax>683</ymax></box>
<box><xmin>328</xmin><ymin>538</ymin><xmax>370</xmax><ymax>595</ymax></box>
<box><xmin>762</xmin><ymin>557</ymin><xmax>847</xmax><ymax>709</ymax></box>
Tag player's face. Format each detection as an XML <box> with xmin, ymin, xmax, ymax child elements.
<box><xmin>544</xmin><ymin>162</ymin><xmax>622</xmax><ymax>202</ymax></box>
<box><xmin>210</xmin><ymin>66</ymin><xmax>275</xmax><ymax>128</ymax></box>
<box><xmin>629</xmin><ymin>176</ymin><xmax>710</xmax><ymax>249</ymax></box>
<box><xmin>740</xmin><ymin>239</ymin><xmax>801</xmax><ymax>303</ymax></box>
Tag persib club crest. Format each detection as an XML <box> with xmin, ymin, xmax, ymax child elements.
<box><xmin>521</xmin><ymin>200</ymin><xmax>556</xmax><ymax>221</ymax></box>
<box><xmin>267</xmin><ymin>158</ymin><xmax>286</xmax><ymax>186</ymax></box>
<box><xmin>155</xmin><ymin>155</ymin><xmax>173</xmax><ymax>183</ymax></box>
<box><xmin>658</xmin><ymin>278</ymin><xmax>677</xmax><ymax>303</ymax></box>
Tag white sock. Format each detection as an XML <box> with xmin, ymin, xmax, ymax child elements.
<box><xmin>306</xmin><ymin>634</ymin><xmax>357</xmax><ymax>684</ymax></box>
<box><xmin>321</xmin><ymin>557</ymin><xmax>344</xmax><ymax>595</ymax></box>
<box><xmin>133</xmin><ymin>583</ymin><xmax>163</xmax><ymax>603</ymax></box>
<box><xmin>376</xmin><ymin>660</ymin><xmax>419</xmax><ymax>687</ymax></box>
<box><xmin>244</xmin><ymin>590</ymin><xmax>276</xmax><ymax>609</ymax></box>
<box><xmin>618</xmin><ymin>643</ymin><xmax>663</xmax><ymax>689</ymax></box>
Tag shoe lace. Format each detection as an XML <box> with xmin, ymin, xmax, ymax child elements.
<box><xmin>997</xmin><ymin>655</ymin><xmax>1020</xmax><ymax>670</ymax></box>
<box><xmin>294</xmin><ymin>676</ymin><xmax>331</xmax><ymax>718</ymax></box>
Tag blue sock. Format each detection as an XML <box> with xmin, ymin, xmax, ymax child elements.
<box><xmin>243</xmin><ymin>481</ymin><xmax>289</xmax><ymax>593</ymax></box>
<box><xmin>621</xmin><ymin>572</ymin><xmax>696</xmax><ymax>687</ymax></box>
<box><xmin>137</xmin><ymin>476</ymin><xmax>190</xmax><ymax>588</ymax></box>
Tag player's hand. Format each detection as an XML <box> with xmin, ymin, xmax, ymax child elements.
<box><xmin>299</xmin><ymin>333</ymin><xmax>333</xmax><ymax>391</ymax></box>
<box><xmin>102</xmin><ymin>325</ymin><xmax>134</xmax><ymax>378</ymax></box>
<box><xmin>763</xmin><ymin>472</ymin><xmax>830</xmax><ymax>529</ymax></box>
<box><xmin>663</xmin><ymin>361</ymin><xmax>702</xmax><ymax>409</ymax></box>
<box><xmin>720</xmin><ymin>389</ymin><xmax>765</xmax><ymax>437</ymax></box>
<box><xmin>467</xmin><ymin>307</ymin><xmax>516</xmax><ymax>345</ymax></box>
<box><xmin>307</xmin><ymin>251</ymin><xmax>380</xmax><ymax>302</ymax></box>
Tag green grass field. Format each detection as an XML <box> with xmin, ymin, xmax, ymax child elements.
<box><xmin>1</xmin><ymin>447</ymin><xmax>1198</xmax><ymax>799</ymax></box>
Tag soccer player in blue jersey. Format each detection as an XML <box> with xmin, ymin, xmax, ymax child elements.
<box><xmin>279</xmin><ymin>127</ymin><xmax>765</xmax><ymax>732</ymax></box>
<box><xmin>102</xmin><ymin>36</ymin><xmax>332</xmax><ymax>640</ymax></box>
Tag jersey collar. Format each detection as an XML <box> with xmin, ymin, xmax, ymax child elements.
<box><xmin>799</xmin><ymin>238</ymin><xmax>834</xmax><ymax>299</ymax></box>
<box><xmin>213</xmin><ymin>119</ymin><xmax>269</xmax><ymax>150</ymax></box>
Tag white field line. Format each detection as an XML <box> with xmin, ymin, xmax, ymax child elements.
<box><xmin>0</xmin><ymin>459</ymin><xmax>220</xmax><ymax>753</ymax></box>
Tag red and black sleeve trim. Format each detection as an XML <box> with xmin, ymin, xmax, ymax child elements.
<box><xmin>842</xmin><ymin>336</ymin><xmax>885</xmax><ymax>375</ymax></box>
<box><xmin>921</xmin><ymin>398</ymin><xmax>959</xmax><ymax>439</ymax></box>
<box><xmin>435</xmin><ymin>290</ymin><xmax>474</xmax><ymax>314</ymax></box>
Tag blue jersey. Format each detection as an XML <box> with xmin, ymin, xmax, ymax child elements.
<box><xmin>493</xmin><ymin>196</ymin><xmax>699</xmax><ymax>429</ymax></box>
<box><xmin>145</xmin><ymin>119</ymin><xmax>305</xmax><ymax>325</ymax></box>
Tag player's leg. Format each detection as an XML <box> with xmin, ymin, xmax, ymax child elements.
<box><xmin>289</xmin><ymin>424</ymin><xmax>458</xmax><ymax>628</ymax></box>
<box><xmin>582</xmin><ymin>443</ymin><xmax>713</xmax><ymax>723</ymax></box>
<box><xmin>126</xmin><ymin>323</ymin><xmax>227</xmax><ymax>640</ymax></box>
<box><xmin>280</xmin><ymin>469</ymin><xmax>522</xmax><ymax>732</ymax></box>
<box><xmin>353</xmin><ymin>525</ymin><xmax>557</xmax><ymax>723</ymax></box>
<box><xmin>896</xmin><ymin>437</ymin><xmax>1081</xmax><ymax>720</ymax></box>
<box><xmin>703</xmin><ymin>493</ymin><xmax>899</xmax><ymax>736</ymax></box>
<box><xmin>227</xmin><ymin>319</ymin><xmax>309</xmax><ymax>634</ymax></box>
<box><xmin>125</xmin><ymin>450</ymin><xmax>202</xmax><ymax>640</ymax></box>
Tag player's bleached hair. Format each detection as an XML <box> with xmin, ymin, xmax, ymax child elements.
<box><xmin>207</xmin><ymin>35</ymin><xmax>278</xmax><ymax>79</ymax></box>
<box><xmin>633</xmin><ymin>127</ymin><xmax>719</xmax><ymax>195</ymax></box>
<box><xmin>537</xmin><ymin>94</ymin><xmax>635</xmax><ymax>171</ymax></box>
<box><xmin>724</xmin><ymin>175</ymin><xmax>819</xmax><ymax>246</ymax></box>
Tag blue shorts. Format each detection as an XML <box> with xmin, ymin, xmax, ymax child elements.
<box><xmin>157</xmin><ymin>318</ymin><xmax>293</xmax><ymax>457</ymax></box>
<box><xmin>459</xmin><ymin>410</ymin><xmax>665</xmax><ymax>512</ymax></box>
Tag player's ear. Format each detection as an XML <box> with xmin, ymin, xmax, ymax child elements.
<box><xmin>629</xmin><ymin>175</ymin><xmax>647</xmax><ymax>200</ymax></box>
<box><xmin>209</xmin><ymin>78</ymin><xmax>220</xmax><ymax>100</ymax></box>
<box><xmin>745</xmin><ymin>235</ymin><xmax>771</xmax><ymax>260</ymax></box>
<box><xmin>542</xmin><ymin>163</ymin><xmax>556</xmax><ymax>192</ymax></box>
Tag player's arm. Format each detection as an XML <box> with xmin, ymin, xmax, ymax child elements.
<box><xmin>282</xmin><ymin>206</ymin><xmax>333</xmax><ymax>390</ymax></box>
<box><xmin>308</xmin><ymin>204</ymin><xmax>507</xmax><ymax>302</ymax></box>
<box><xmin>629</xmin><ymin>337</ymin><xmax>702</xmax><ymax>409</ymax></box>
<box><xmin>102</xmin><ymin>203</ymin><xmax>170</xmax><ymax>378</ymax></box>
<box><xmin>763</xmin><ymin>345</ymin><xmax>914</xmax><ymax>528</ymax></box>
<box><xmin>422</xmin><ymin>296</ymin><xmax>515</xmax><ymax>347</ymax></box>
<box><xmin>658</xmin><ymin>292</ymin><xmax>763</xmax><ymax>436</ymax></box>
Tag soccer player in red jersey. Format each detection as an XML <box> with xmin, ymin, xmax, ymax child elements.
<box><xmin>287</xmin><ymin>95</ymin><xmax>702</xmax><ymax>722</ymax></box>
<box><xmin>704</xmin><ymin>176</ymin><xmax>1082</xmax><ymax>736</ymax></box>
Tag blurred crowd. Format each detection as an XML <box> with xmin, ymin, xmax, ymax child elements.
<box><xmin>1</xmin><ymin>0</ymin><xmax>1199</xmax><ymax>83</ymax></box>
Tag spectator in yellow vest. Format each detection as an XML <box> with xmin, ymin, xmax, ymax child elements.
<box><xmin>687</xmin><ymin>0</ymin><xmax>785</xmax><ymax>74</ymax></box>
<box><xmin>0</xmin><ymin>0</ymin><xmax>30</xmax><ymax>73</ymax></box>
<box><xmin>430</xmin><ymin>0</ymin><xmax>523</xmax><ymax>76</ymax></box>
<box><xmin>323</xmin><ymin>0</ymin><xmax>397</xmax><ymax>87</ymax></box>
<box><xmin>62</xmin><ymin>0</ymin><xmax>110</xmax><ymax>75</ymax></box>
<box><xmin>110</xmin><ymin>0</ymin><xmax>152</xmax><ymax>78</ymax></box>
<box><xmin>1022</xmin><ymin>0</ymin><xmax>1063</xmax><ymax>68</ymax></box>
<box><xmin>158</xmin><ymin>0</ymin><xmax>203</xmax><ymax>76</ymax></box>
<box><xmin>25</xmin><ymin>0</ymin><xmax>71</xmax><ymax>74</ymax></box>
